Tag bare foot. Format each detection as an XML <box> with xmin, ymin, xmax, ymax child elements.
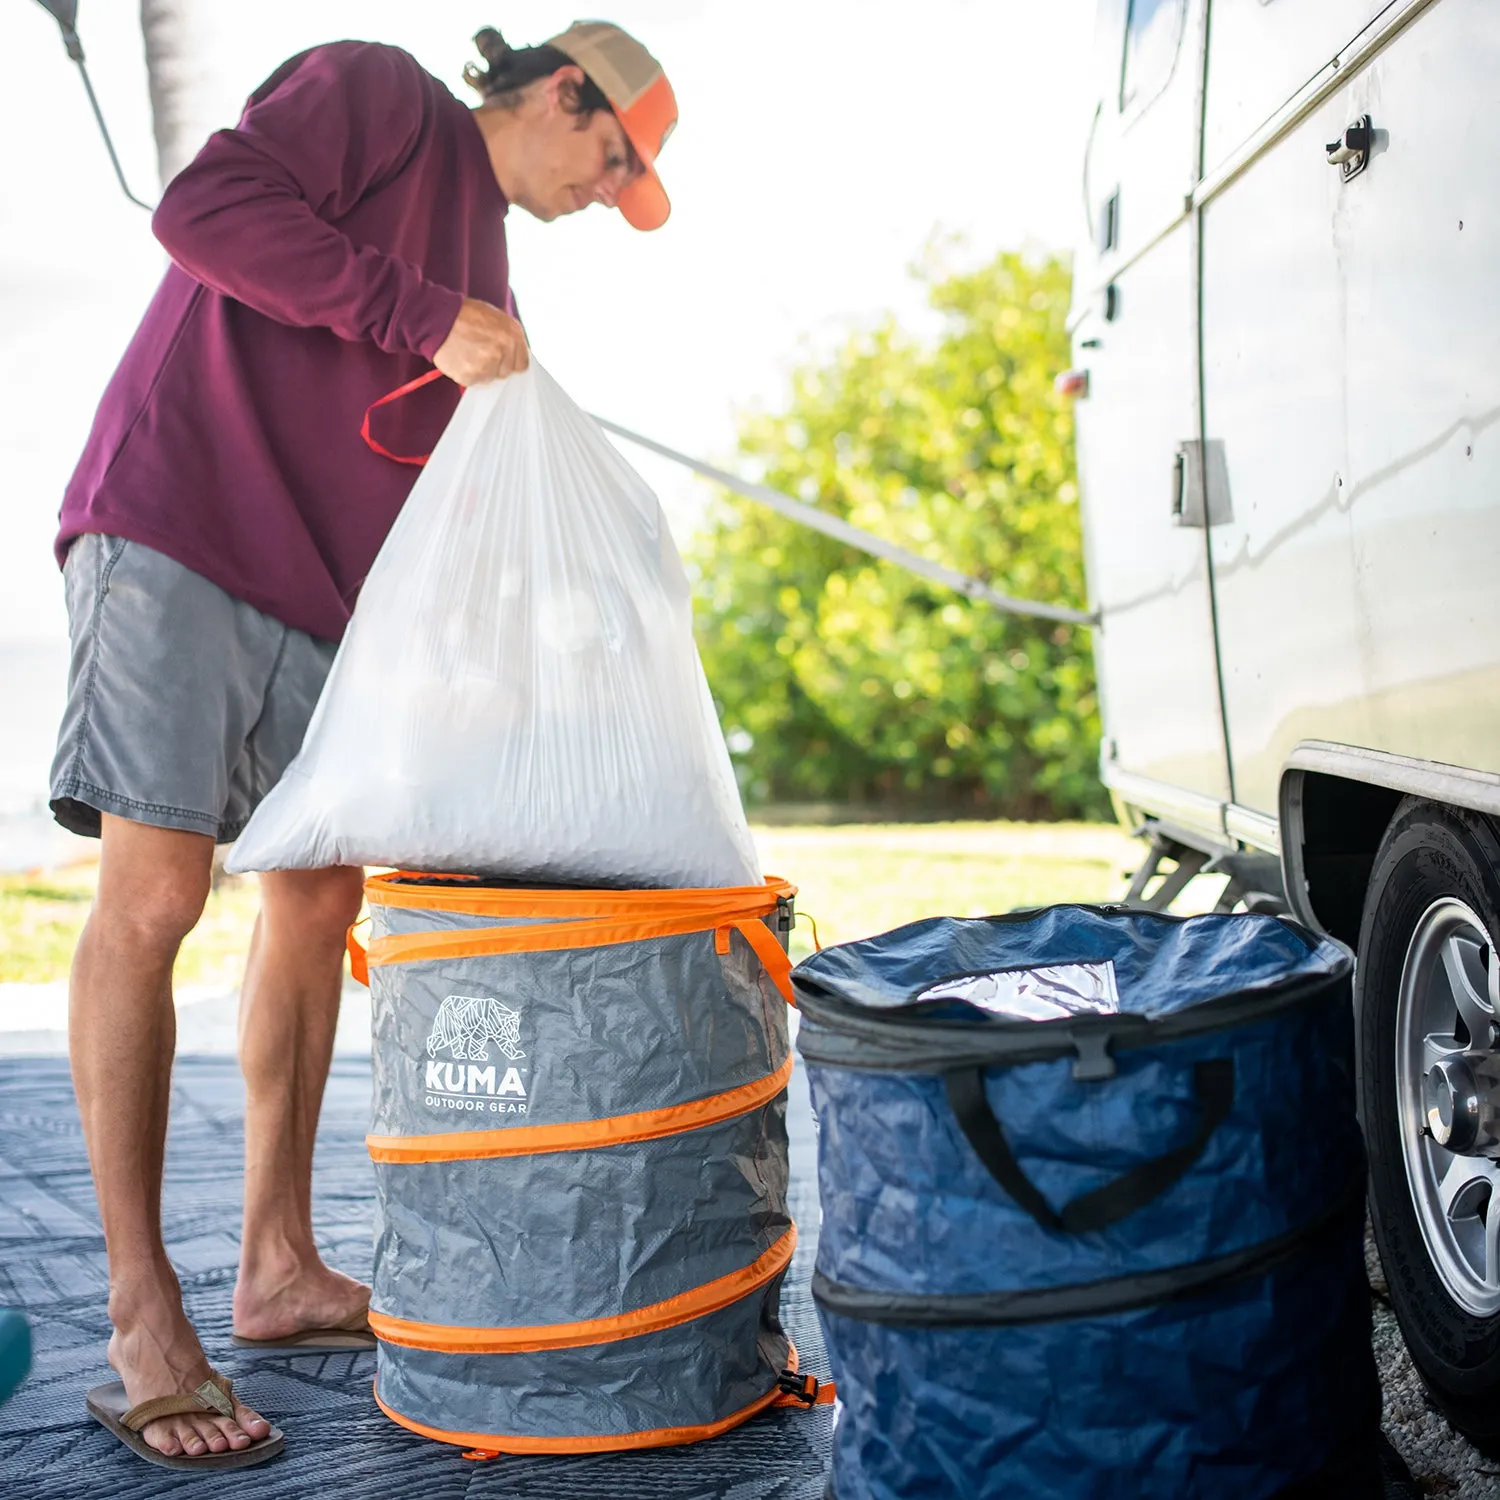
<box><xmin>232</xmin><ymin>1247</ymin><xmax>369</xmax><ymax>1342</ymax></box>
<box><xmin>108</xmin><ymin>1272</ymin><xmax>271</xmax><ymax>1458</ymax></box>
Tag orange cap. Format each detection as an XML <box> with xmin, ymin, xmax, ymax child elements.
<box><xmin>547</xmin><ymin>20</ymin><xmax>676</xmax><ymax>231</ymax></box>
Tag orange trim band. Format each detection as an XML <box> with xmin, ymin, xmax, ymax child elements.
<box><xmin>368</xmin><ymin>1226</ymin><xmax>795</xmax><ymax>1354</ymax></box>
<box><xmin>367</xmin><ymin>1053</ymin><xmax>794</xmax><ymax>1163</ymax></box>
<box><xmin>371</xmin><ymin>910</ymin><xmax>726</xmax><ymax>964</ymax></box>
<box><xmin>367</xmin><ymin>913</ymin><xmax>796</xmax><ymax>1006</ymax></box>
<box><xmin>372</xmin><ymin>1339</ymin><xmax>796</xmax><ymax>1453</ymax></box>
<box><xmin>361</xmin><ymin>875</ymin><xmax>799</xmax><ymax>1003</ymax></box>
<box><xmin>365</xmin><ymin>873</ymin><xmax>796</xmax><ymax>918</ymax></box>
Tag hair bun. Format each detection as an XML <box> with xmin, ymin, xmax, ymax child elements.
<box><xmin>465</xmin><ymin>25</ymin><xmax>606</xmax><ymax>110</ymax></box>
<box><xmin>473</xmin><ymin>26</ymin><xmax>511</xmax><ymax>66</ymax></box>
<box><xmin>463</xmin><ymin>25</ymin><xmax>514</xmax><ymax>94</ymax></box>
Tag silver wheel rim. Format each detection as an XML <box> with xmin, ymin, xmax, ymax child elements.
<box><xmin>1397</xmin><ymin>896</ymin><xmax>1500</xmax><ymax>1317</ymax></box>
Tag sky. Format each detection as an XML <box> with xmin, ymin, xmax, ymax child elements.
<box><xmin>0</xmin><ymin>0</ymin><xmax>1095</xmax><ymax>815</ymax></box>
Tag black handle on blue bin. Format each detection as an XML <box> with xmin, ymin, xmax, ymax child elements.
<box><xmin>944</xmin><ymin>1058</ymin><xmax>1235</xmax><ymax>1235</ymax></box>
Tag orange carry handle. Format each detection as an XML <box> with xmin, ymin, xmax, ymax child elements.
<box><xmin>347</xmin><ymin>921</ymin><xmax>370</xmax><ymax>987</ymax></box>
<box><xmin>714</xmin><ymin>918</ymin><xmax>796</xmax><ymax>1007</ymax></box>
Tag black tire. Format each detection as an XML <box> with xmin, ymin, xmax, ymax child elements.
<box><xmin>1357</xmin><ymin>797</ymin><xmax>1500</xmax><ymax>1454</ymax></box>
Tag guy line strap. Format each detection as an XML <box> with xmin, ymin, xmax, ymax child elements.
<box><xmin>592</xmin><ymin>414</ymin><xmax>1100</xmax><ymax>629</ymax></box>
<box><xmin>357</xmin><ymin>364</ymin><xmax>1096</xmax><ymax>627</ymax></box>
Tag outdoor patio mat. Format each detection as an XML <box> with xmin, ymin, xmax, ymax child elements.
<box><xmin>0</xmin><ymin>1053</ymin><xmax>833</xmax><ymax>1499</ymax></box>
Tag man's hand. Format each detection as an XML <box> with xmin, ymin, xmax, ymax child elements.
<box><xmin>432</xmin><ymin>298</ymin><xmax>529</xmax><ymax>386</ymax></box>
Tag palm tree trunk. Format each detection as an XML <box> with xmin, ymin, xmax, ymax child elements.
<box><xmin>138</xmin><ymin>0</ymin><xmax>209</xmax><ymax>187</ymax></box>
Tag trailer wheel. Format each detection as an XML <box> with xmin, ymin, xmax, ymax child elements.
<box><xmin>1359</xmin><ymin>798</ymin><xmax>1500</xmax><ymax>1453</ymax></box>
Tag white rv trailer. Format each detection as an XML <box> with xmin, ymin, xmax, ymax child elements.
<box><xmin>1070</xmin><ymin>0</ymin><xmax>1500</xmax><ymax>1449</ymax></box>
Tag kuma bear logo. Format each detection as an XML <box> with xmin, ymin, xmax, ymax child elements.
<box><xmin>427</xmin><ymin>995</ymin><xmax>525</xmax><ymax>1063</ymax></box>
<box><xmin>422</xmin><ymin>995</ymin><xmax>530</xmax><ymax>1113</ymax></box>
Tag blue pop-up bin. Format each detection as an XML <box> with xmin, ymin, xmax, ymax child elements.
<box><xmin>795</xmin><ymin>906</ymin><xmax>1380</xmax><ymax>1500</ymax></box>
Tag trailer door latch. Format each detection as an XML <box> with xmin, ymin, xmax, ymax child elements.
<box><xmin>1326</xmin><ymin>115</ymin><xmax>1373</xmax><ymax>182</ymax></box>
<box><xmin>1172</xmin><ymin>440</ymin><xmax>1233</xmax><ymax>528</ymax></box>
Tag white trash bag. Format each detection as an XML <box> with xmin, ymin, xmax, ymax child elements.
<box><xmin>227</xmin><ymin>363</ymin><xmax>762</xmax><ymax>890</ymax></box>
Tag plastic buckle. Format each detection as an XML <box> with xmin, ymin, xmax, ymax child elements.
<box><xmin>1070</xmin><ymin>1029</ymin><xmax>1117</xmax><ymax>1082</ymax></box>
<box><xmin>777</xmin><ymin>1370</ymin><xmax>820</xmax><ymax>1407</ymax></box>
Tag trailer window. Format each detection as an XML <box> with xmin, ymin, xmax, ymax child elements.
<box><xmin>1120</xmin><ymin>0</ymin><xmax>1186</xmax><ymax>114</ymax></box>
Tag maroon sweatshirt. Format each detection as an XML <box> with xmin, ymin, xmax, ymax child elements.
<box><xmin>57</xmin><ymin>41</ymin><xmax>511</xmax><ymax>641</ymax></box>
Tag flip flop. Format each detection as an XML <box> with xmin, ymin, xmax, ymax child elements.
<box><xmin>86</xmin><ymin>1370</ymin><xmax>284</xmax><ymax>1470</ymax></box>
<box><xmin>231</xmin><ymin>1304</ymin><xmax>377</xmax><ymax>1351</ymax></box>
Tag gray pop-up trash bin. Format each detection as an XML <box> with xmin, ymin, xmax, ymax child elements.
<box><xmin>352</xmin><ymin>872</ymin><xmax>822</xmax><ymax>1453</ymax></box>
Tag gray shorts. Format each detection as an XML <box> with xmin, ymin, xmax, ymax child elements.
<box><xmin>50</xmin><ymin>534</ymin><xmax>337</xmax><ymax>843</ymax></box>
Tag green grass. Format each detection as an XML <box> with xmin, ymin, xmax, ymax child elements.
<box><xmin>755</xmin><ymin>821</ymin><xmax>1149</xmax><ymax>959</ymax></box>
<box><xmin>0</xmin><ymin>867</ymin><xmax>96</xmax><ymax>984</ymax></box>
<box><xmin>0</xmin><ymin>820</ymin><xmax>1225</xmax><ymax>985</ymax></box>
<box><xmin>0</xmin><ymin>865</ymin><xmax>263</xmax><ymax>987</ymax></box>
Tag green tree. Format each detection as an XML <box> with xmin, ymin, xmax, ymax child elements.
<box><xmin>692</xmin><ymin>249</ymin><xmax>1106</xmax><ymax>819</ymax></box>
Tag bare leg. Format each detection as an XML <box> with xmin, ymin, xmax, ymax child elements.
<box><xmin>71</xmin><ymin>814</ymin><xmax>271</xmax><ymax>1458</ymax></box>
<box><xmin>231</xmin><ymin>865</ymin><xmax>369</xmax><ymax>1339</ymax></box>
